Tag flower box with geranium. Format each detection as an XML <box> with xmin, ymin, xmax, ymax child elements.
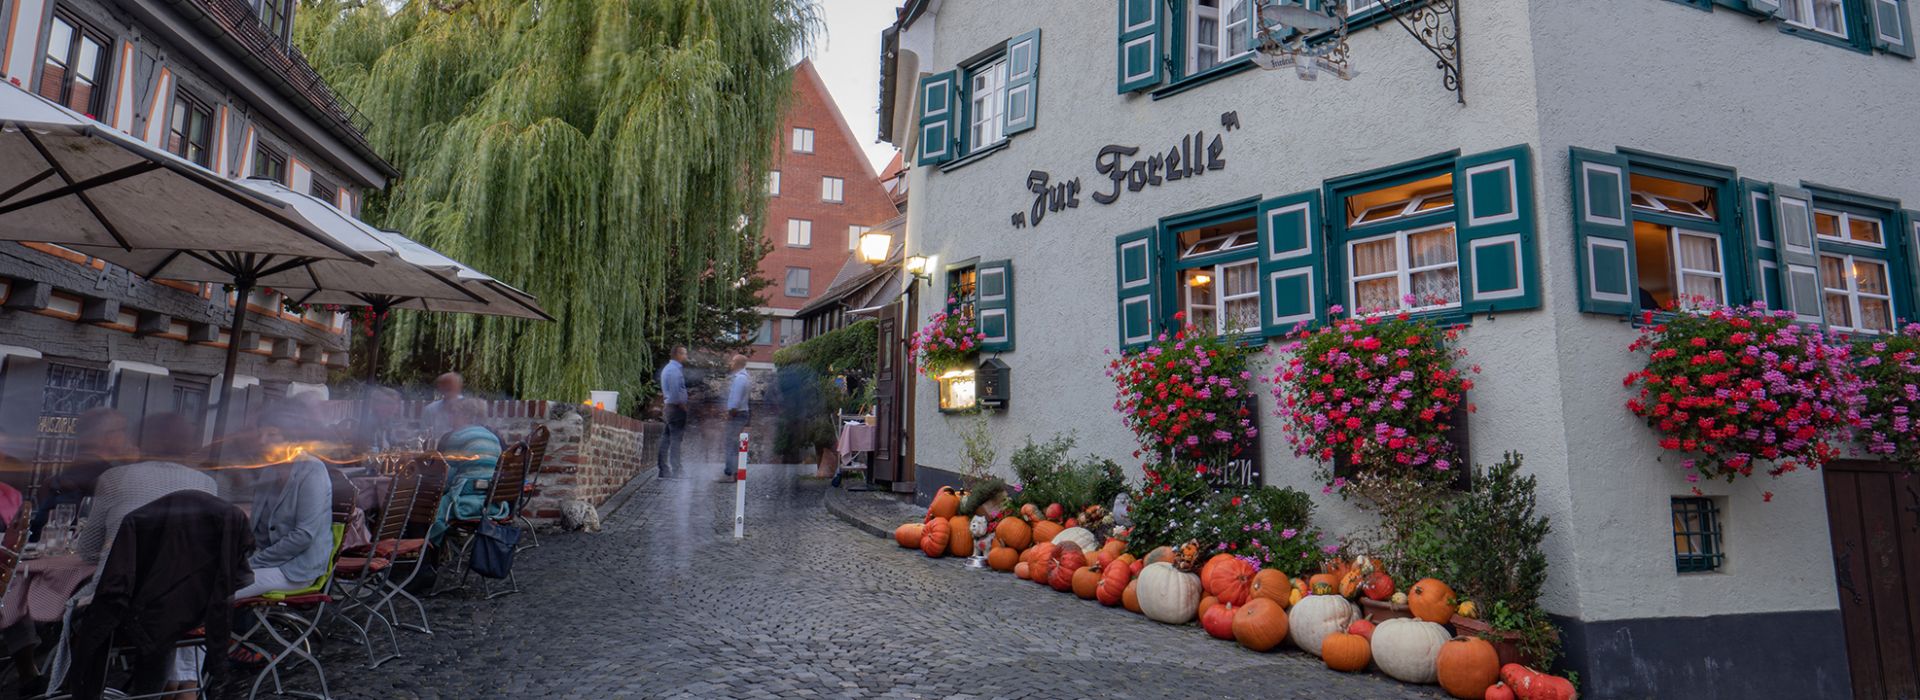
<box><xmin>1856</xmin><ymin>324</ymin><xmax>1920</xmax><ymax>468</ymax></box>
<box><xmin>1105</xmin><ymin>313</ymin><xmax>1259</xmax><ymax>474</ymax></box>
<box><xmin>911</xmin><ymin>307</ymin><xmax>983</xmax><ymax>379</ymax></box>
<box><xmin>1271</xmin><ymin>306</ymin><xmax>1477</xmax><ymax>491</ymax></box>
<box><xmin>1624</xmin><ymin>303</ymin><xmax>1867</xmax><ymax>486</ymax></box>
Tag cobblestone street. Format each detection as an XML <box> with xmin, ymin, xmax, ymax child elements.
<box><xmin>323</xmin><ymin>465</ymin><xmax>1437</xmax><ymax>699</ymax></box>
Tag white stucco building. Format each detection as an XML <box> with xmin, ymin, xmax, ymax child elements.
<box><xmin>876</xmin><ymin>1</ymin><xmax>1920</xmax><ymax>697</ymax></box>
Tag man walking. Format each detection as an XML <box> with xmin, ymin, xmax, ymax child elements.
<box><xmin>719</xmin><ymin>355</ymin><xmax>751</xmax><ymax>480</ymax></box>
<box><xmin>656</xmin><ymin>346</ymin><xmax>689</xmax><ymax>478</ymax></box>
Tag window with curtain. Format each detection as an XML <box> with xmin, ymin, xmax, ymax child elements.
<box><xmin>1342</xmin><ymin>173</ymin><xmax>1461</xmax><ymax>314</ymax></box>
<box><xmin>967</xmin><ymin>56</ymin><xmax>1008</xmax><ymax>154</ymax></box>
<box><xmin>1187</xmin><ymin>0</ymin><xmax>1253</xmax><ymax>74</ymax></box>
<box><xmin>1629</xmin><ymin>173</ymin><xmax>1726</xmax><ymax>310</ymax></box>
<box><xmin>1175</xmin><ymin>220</ymin><xmax>1261</xmax><ymax>334</ymax></box>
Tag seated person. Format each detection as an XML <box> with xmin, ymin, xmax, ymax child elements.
<box><xmin>75</xmin><ymin>414</ymin><xmax>217</xmax><ymax>563</ymax></box>
<box><xmin>426</xmin><ymin>399</ymin><xmax>506</xmax><ymax>545</ymax></box>
<box><xmin>37</xmin><ymin>408</ymin><xmax>137</xmax><ymax>532</ymax></box>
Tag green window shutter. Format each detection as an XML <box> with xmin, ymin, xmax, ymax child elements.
<box><xmin>1004</xmin><ymin>30</ymin><xmax>1041</xmax><ymax>135</ymax></box>
<box><xmin>977</xmin><ymin>260</ymin><xmax>1015</xmax><ymax>352</ymax></box>
<box><xmin>1570</xmin><ymin>148</ymin><xmax>1637</xmax><ymax>316</ymax></box>
<box><xmin>1870</xmin><ymin>0</ymin><xmax>1916</xmax><ymax>56</ymax></box>
<box><xmin>1455</xmin><ymin>145</ymin><xmax>1540</xmax><ymax>314</ymax></box>
<box><xmin>916</xmin><ymin>71</ymin><xmax>958</xmax><ymax>166</ymax></box>
<box><xmin>1739</xmin><ymin>179</ymin><xmax>1783</xmax><ymax>309</ymax></box>
<box><xmin>1772</xmin><ymin>184</ymin><xmax>1825</xmax><ymax>324</ymax></box>
<box><xmin>1256</xmin><ymin>189</ymin><xmax>1325</xmax><ymax>336</ymax></box>
<box><xmin>1117</xmin><ymin>0</ymin><xmax>1164</xmax><ymax>93</ymax></box>
<box><xmin>1904</xmin><ymin>209</ymin><xmax>1920</xmax><ymax>313</ymax></box>
<box><xmin>1115</xmin><ymin>227</ymin><xmax>1160</xmax><ymax>350</ymax></box>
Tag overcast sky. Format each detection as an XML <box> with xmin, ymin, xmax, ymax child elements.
<box><xmin>805</xmin><ymin>0</ymin><xmax>901</xmax><ymax>174</ymax></box>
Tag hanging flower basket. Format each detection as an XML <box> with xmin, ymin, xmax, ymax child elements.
<box><xmin>1270</xmin><ymin>305</ymin><xmax>1477</xmax><ymax>490</ymax></box>
<box><xmin>1623</xmin><ymin>303</ymin><xmax>1867</xmax><ymax>485</ymax></box>
<box><xmin>1854</xmin><ymin>323</ymin><xmax>1920</xmax><ymax>468</ymax></box>
<box><xmin>911</xmin><ymin>308</ymin><xmax>983</xmax><ymax>379</ymax></box>
<box><xmin>1105</xmin><ymin>313</ymin><xmax>1259</xmax><ymax>469</ymax></box>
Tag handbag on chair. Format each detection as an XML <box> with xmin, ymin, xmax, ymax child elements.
<box><xmin>468</xmin><ymin>519</ymin><xmax>521</xmax><ymax>579</ymax></box>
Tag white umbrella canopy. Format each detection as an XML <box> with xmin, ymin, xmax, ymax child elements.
<box><xmin>0</xmin><ymin>80</ymin><xmax>366</xmax><ymax>268</ymax></box>
<box><xmin>290</xmin><ymin>228</ymin><xmax>552</xmax><ymax>321</ymax></box>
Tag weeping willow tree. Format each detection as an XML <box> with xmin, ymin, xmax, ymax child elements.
<box><xmin>296</xmin><ymin>0</ymin><xmax>813</xmax><ymax>405</ymax></box>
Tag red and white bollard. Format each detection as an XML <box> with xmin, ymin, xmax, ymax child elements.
<box><xmin>733</xmin><ymin>432</ymin><xmax>748</xmax><ymax>539</ymax></box>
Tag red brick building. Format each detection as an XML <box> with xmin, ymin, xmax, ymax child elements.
<box><xmin>748</xmin><ymin>59</ymin><xmax>898</xmax><ymax>365</ymax></box>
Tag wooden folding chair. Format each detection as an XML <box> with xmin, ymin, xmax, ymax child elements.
<box><xmin>326</xmin><ymin>469</ymin><xmax>419</xmax><ymax>668</ymax></box>
<box><xmin>433</xmin><ymin>443</ymin><xmax>529</xmax><ymax>599</ymax></box>
<box><xmin>353</xmin><ymin>454</ymin><xmax>445</xmax><ymax>635</ymax></box>
<box><xmin>516</xmin><ymin>425</ymin><xmax>550</xmax><ymax>551</ymax></box>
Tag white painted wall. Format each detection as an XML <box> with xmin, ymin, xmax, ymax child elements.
<box><xmin>900</xmin><ymin>0</ymin><xmax>1916</xmax><ymax>626</ymax></box>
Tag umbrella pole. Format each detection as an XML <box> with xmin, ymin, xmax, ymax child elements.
<box><xmin>212</xmin><ymin>278</ymin><xmax>255</xmax><ymax>462</ymax></box>
<box><xmin>364</xmin><ymin>300</ymin><xmax>388</xmax><ymax>384</ymax></box>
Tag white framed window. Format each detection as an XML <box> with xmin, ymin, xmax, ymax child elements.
<box><xmin>967</xmin><ymin>57</ymin><xmax>1008</xmax><ymax>153</ymax></box>
<box><xmin>1347</xmin><ymin>224</ymin><xmax>1462</xmax><ymax>314</ymax></box>
<box><xmin>848</xmin><ymin>225</ymin><xmax>871</xmax><ymax>251</ymax></box>
<box><xmin>768</xmin><ymin>171</ymin><xmax>780</xmax><ymax>196</ymax></box>
<box><xmin>1345</xmin><ymin>0</ymin><xmax>1384</xmax><ymax>15</ymax></box>
<box><xmin>784</xmin><ymin>268</ymin><xmax>811</xmax><ymax>298</ymax></box>
<box><xmin>1672</xmin><ymin>230</ymin><xmax>1727</xmax><ymax>306</ymax></box>
<box><xmin>1631</xmin><ymin>191</ymin><xmax>1713</xmax><ymax>220</ymax></box>
<box><xmin>1181</xmin><ymin>260</ymin><xmax>1260</xmax><ymax>334</ymax></box>
<box><xmin>791</xmin><ymin>127</ymin><xmax>814</xmax><ymax>153</ymax></box>
<box><xmin>1781</xmin><ymin>0</ymin><xmax>1848</xmax><ymax>38</ymax></box>
<box><xmin>1814</xmin><ymin>208</ymin><xmax>1884</xmax><ymax>247</ymax></box>
<box><xmin>1352</xmin><ymin>189</ymin><xmax>1455</xmax><ymax>227</ymax></box>
<box><xmin>822</xmin><ymin>176</ymin><xmax>844</xmax><ymax>203</ymax></box>
<box><xmin>786</xmin><ymin>219</ymin><xmax>812</xmax><ymax>247</ymax></box>
<box><xmin>1187</xmin><ymin>0</ymin><xmax>1254</xmax><ymax>74</ymax></box>
<box><xmin>1821</xmin><ymin>253</ymin><xmax>1894</xmax><ymax>333</ymax></box>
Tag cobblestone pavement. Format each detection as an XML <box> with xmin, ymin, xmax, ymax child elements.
<box><xmin>316</xmin><ymin>464</ymin><xmax>1438</xmax><ymax>699</ymax></box>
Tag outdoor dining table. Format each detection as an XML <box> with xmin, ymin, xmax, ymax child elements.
<box><xmin>1</xmin><ymin>553</ymin><xmax>95</xmax><ymax>627</ymax></box>
<box><xmin>833</xmin><ymin>421</ymin><xmax>877</xmax><ymax>489</ymax></box>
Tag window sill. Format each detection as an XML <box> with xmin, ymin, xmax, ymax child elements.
<box><xmin>1778</xmin><ymin>23</ymin><xmax>1872</xmax><ymax>54</ymax></box>
<box><xmin>937</xmin><ymin>140</ymin><xmax>1009</xmax><ymax>173</ymax></box>
<box><xmin>1150</xmin><ymin>57</ymin><xmax>1256</xmax><ymax>101</ymax></box>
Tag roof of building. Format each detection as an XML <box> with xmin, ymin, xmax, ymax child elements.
<box><xmin>796</xmin><ymin>233</ymin><xmax>904</xmax><ymax>317</ymax></box>
<box><xmin>168</xmin><ymin>0</ymin><xmax>395</xmax><ymax>178</ymax></box>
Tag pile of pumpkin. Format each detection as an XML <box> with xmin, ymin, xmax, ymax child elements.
<box><xmin>893</xmin><ymin>488</ymin><xmax>1575</xmax><ymax>700</ymax></box>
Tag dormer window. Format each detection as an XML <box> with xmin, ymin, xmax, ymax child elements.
<box><xmin>259</xmin><ymin>0</ymin><xmax>293</xmax><ymax>42</ymax></box>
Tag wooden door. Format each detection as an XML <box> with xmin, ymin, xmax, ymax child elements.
<box><xmin>1826</xmin><ymin>460</ymin><xmax>1920</xmax><ymax>700</ymax></box>
<box><xmin>871</xmin><ymin>307</ymin><xmax>902</xmax><ymax>483</ymax></box>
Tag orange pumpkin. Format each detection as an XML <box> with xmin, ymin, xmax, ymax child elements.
<box><xmin>1098</xmin><ymin>539</ymin><xmax>1126</xmax><ymax>563</ymax></box>
<box><xmin>1096</xmin><ymin>562</ymin><xmax>1130</xmax><ymax>606</ymax></box>
<box><xmin>894</xmin><ymin>523</ymin><xmax>922</xmax><ymax>549</ymax></box>
<box><xmin>1205</xmin><ymin>556</ymin><xmax>1256</xmax><ymax>606</ymax></box>
<box><xmin>1072</xmin><ymin>565</ymin><xmax>1102</xmax><ymax>599</ymax></box>
<box><xmin>1249</xmin><ymin>569</ymin><xmax>1292</xmax><ymax>605</ymax></box>
<box><xmin>987</xmin><ymin>546</ymin><xmax>1018</xmax><ymax>572</ymax></box>
<box><xmin>1408</xmin><ymin>578</ymin><xmax>1458</xmax><ymax>624</ymax></box>
<box><xmin>1436</xmin><ymin>636</ymin><xmax>1501</xmax><ymax>700</ymax></box>
<box><xmin>1014</xmin><ymin>561</ymin><xmax>1030</xmax><ymax>579</ymax></box>
<box><xmin>1197</xmin><ymin>595</ymin><xmax>1220</xmax><ymax>620</ymax></box>
<box><xmin>919</xmin><ymin>517</ymin><xmax>949</xmax><ymax>557</ymax></box>
<box><xmin>1143</xmin><ymin>546</ymin><xmax>1175</xmax><ymax>566</ymax></box>
<box><xmin>1308</xmin><ymin>573</ymin><xmax>1339</xmax><ymax>596</ymax></box>
<box><xmin>1484</xmin><ymin>683</ymin><xmax>1516</xmax><ymax>700</ymax></box>
<box><xmin>1230</xmin><ymin>598</ymin><xmax>1289</xmax><ymax>652</ymax></box>
<box><xmin>1031</xmin><ymin>520</ymin><xmax>1064</xmax><ymax>544</ymax></box>
<box><xmin>928</xmin><ymin>487</ymin><xmax>960</xmax><ymax>520</ymax></box>
<box><xmin>1199</xmin><ymin>554</ymin><xmax>1234</xmax><ymax>593</ymax></box>
<box><xmin>1346</xmin><ymin>619</ymin><xmax>1376</xmax><ymax>641</ymax></box>
<box><xmin>1321</xmin><ymin>632</ymin><xmax>1372</xmax><ymax>672</ymax></box>
<box><xmin>1025</xmin><ymin>543</ymin><xmax>1058</xmax><ymax>582</ymax></box>
<box><xmin>1359</xmin><ymin>571</ymin><xmax>1396</xmax><ymax>601</ymax></box>
<box><xmin>1048</xmin><ymin>544</ymin><xmax>1087</xmax><ymax>592</ymax></box>
<box><xmin>1337</xmin><ymin>570</ymin><xmax>1364</xmax><ymax>599</ymax></box>
<box><xmin>1122</xmin><ymin>580</ymin><xmax>1142</xmax><ymax>613</ymax></box>
<box><xmin>1500</xmin><ymin>664</ymin><xmax>1577</xmax><ymax>700</ymax></box>
<box><xmin>947</xmin><ymin>515</ymin><xmax>972</xmax><ymax>557</ymax></box>
<box><xmin>995</xmin><ymin>517</ymin><xmax>1032</xmax><ymax>550</ymax></box>
<box><xmin>1201</xmin><ymin>602</ymin><xmax>1237</xmax><ymax>640</ymax></box>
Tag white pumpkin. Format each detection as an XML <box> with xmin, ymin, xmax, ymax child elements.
<box><xmin>1050</xmin><ymin>526</ymin><xmax>1099</xmax><ymax>553</ymax></box>
<box><xmin>1136</xmin><ymin>562</ymin><xmax>1202</xmax><ymax>625</ymax></box>
<box><xmin>1370</xmin><ymin>618</ymin><xmax>1450</xmax><ymax>684</ymax></box>
<box><xmin>1287</xmin><ymin>594</ymin><xmax>1359</xmax><ymax>655</ymax></box>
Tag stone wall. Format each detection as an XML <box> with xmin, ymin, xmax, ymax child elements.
<box><xmin>317</xmin><ymin>399</ymin><xmax>654</xmax><ymax>525</ymax></box>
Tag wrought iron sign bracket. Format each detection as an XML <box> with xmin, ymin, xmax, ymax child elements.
<box><xmin>1375</xmin><ymin>0</ymin><xmax>1463</xmax><ymax>104</ymax></box>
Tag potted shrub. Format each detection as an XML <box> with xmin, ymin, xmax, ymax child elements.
<box><xmin>1437</xmin><ymin>453</ymin><xmax>1559</xmax><ymax>669</ymax></box>
<box><xmin>1625</xmin><ymin>303</ymin><xmax>1867</xmax><ymax>487</ymax></box>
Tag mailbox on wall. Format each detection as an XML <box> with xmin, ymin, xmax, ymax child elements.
<box><xmin>977</xmin><ymin>358</ymin><xmax>1010</xmax><ymax>409</ymax></box>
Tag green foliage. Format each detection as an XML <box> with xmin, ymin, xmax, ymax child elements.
<box><xmin>772</xmin><ymin>319</ymin><xmax>878</xmax><ymax>376</ymax></box>
<box><xmin>1006</xmin><ymin>434</ymin><xmax>1126</xmax><ymax>516</ymax></box>
<box><xmin>1440</xmin><ymin>453</ymin><xmax>1551</xmax><ymax>621</ymax></box>
<box><xmin>958</xmin><ymin>414</ymin><xmax>997</xmax><ymax>488</ymax></box>
<box><xmin>957</xmin><ymin>477</ymin><xmax>1006</xmax><ymax>516</ymax></box>
<box><xmin>1124</xmin><ymin>461</ymin><xmax>1323</xmax><ymax>569</ymax></box>
<box><xmin>295</xmin><ymin>0</ymin><xmax>816</xmax><ymax>406</ymax></box>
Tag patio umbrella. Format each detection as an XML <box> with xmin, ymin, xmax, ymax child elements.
<box><xmin>284</xmin><ymin>227</ymin><xmax>552</xmax><ymax>384</ymax></box>
<box><xmin>0</xmin><ymin>79</ymin><xmax>373</xmax><ymax>450</ymax></box>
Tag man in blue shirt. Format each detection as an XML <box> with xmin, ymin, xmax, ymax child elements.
<box><xmin>656</xmin><ymin>346</ymin><xmax>689</xmax><ymax>478</ymax></box>
<box><xmin>719</xmin><ymin>354</ymin><xmax>751</xmax><ymax>479</ymax></box>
